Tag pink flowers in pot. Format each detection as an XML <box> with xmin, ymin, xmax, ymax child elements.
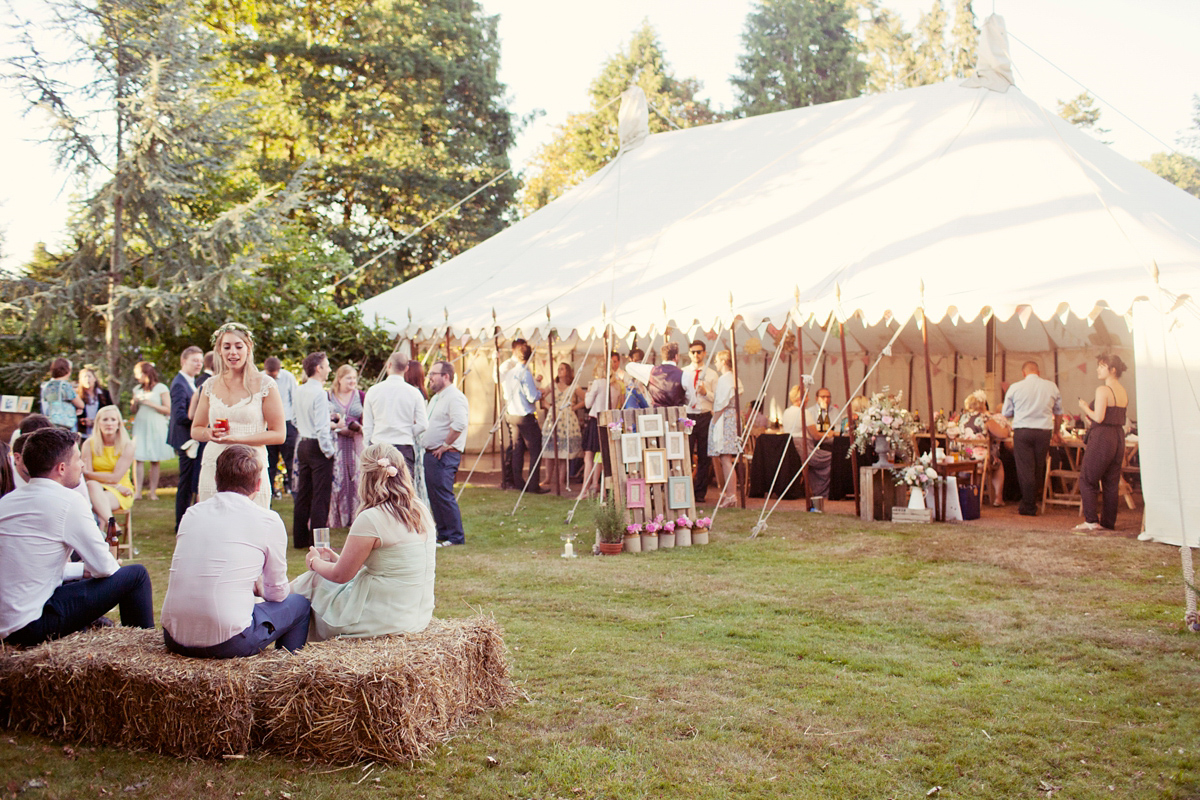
<box><xmin>625</xmin><ymin>523</ymin><xmax>642</xmax><ymax>535</ymax></box>
<box><xmin>675</xmin><ymin>514</ymin><xmax>693</xmax><ymax>528</ymax></box>
<box><xmin>644</xmin><ymin>521</ymin><xmax>660</xmax><ymax>534</ymax></box>
<box><xmin>694</xmin><ymin>516</ymin><xmax>712</xmax><ymax>530</ymax></box>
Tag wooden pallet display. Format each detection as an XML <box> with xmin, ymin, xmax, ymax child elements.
<box><xmin>598</xmin><ymin>406</ymin><xmax>696</xmax><ymax>528</ymax></box>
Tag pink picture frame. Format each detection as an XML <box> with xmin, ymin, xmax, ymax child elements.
<box><xmin>626</xmin><ymin>478</ymin><xmax>646</xmax><ymax>509</ymax></box>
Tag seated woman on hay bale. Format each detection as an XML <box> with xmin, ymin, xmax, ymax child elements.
<box><xmin>291</xmin><ymin>443</ymin><xmax>437</xmax><ymax>641</ymax></box>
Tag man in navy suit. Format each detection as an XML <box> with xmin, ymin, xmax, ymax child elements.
<box><xmin>170</xmin><ymin>346</ymin><xmax>204</xmax><ymax>532</ymax></box>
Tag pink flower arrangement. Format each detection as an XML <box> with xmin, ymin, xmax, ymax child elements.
<box><xmin>607</xmin><ymin>421</ymin><xmax>623</xmax><ymax>433</ymax></box>
<box><xmin>681</xmin><ymin>419</ymin><xmax>696</xmax><ymax>431</ymax></box>
<box><xmin>694</xmin><ymin>516</ymin><xmax>713</xmax><ymax>530</ymax></box>
<box><xmin>662</xmin><ymin>520</ymin><xmax>675</xmax><ymax>532</ymax></box>
<box><xmin>625</xmin><ymin>523</ymin><xmax>642</xmax><ymax>535</ymax></box>
<box><xmin>644</xmin><ymin>521</ymin><xmax>661</xmax><ymax>534</ymax></box>
<box><xmin>675</xmin><ymin>515</ymin><xmax>693</xmax><ymax>528</ymax></box>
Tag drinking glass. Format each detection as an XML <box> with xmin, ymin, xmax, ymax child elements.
<box><xmin>313</xmin><ymin>527</ymin><xmax>331</xmax><ymax>550</ymax></box>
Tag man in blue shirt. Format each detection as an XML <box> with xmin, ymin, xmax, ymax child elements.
<box><xmin>501</xmin><ymin>342</ymin><xmax>548</xmax><ymax>494</ymax></box>
<box><xmin>1002</xmin><ymin>361</ymin><xmax>1063</xmax><ymax>516</ymax></box>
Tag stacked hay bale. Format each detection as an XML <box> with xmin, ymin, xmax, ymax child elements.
<box><xmin>0</xmin><ymin>616</ymin><xmax>516</xmax><ymax>763</ymax></box>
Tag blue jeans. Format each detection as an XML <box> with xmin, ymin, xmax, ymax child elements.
<box><xmin>4</xmin><ymin>565</ymin><xmax>154</xmax><ymax>647</ymax></box>
<box><xmin>164</xmin><ymin>594</ymin><xmax>311</xmax><ymax>658</ymax></box>
<box><xmin>424</xmin><ymin>449</ymin><xmax>464</xmax><ymax>544</ymax></box>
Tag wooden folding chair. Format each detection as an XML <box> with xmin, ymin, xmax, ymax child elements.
<box><xmin>1042</xmin><ymin>453</ymin><xmax>1082</xmax><ymax>514</ymax></box>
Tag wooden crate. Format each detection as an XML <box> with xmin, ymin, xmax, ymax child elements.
<box><xmin>859</xmin><ymin>466</ymin><xmax>903</xmax><ymax>521</ymax></box>
<box><xmin>598</xmin><ymin>407</ymin><xmax>696</xmax><ymax>527</ymax></box>
<box><xmin>890</xmin><ymin>507</ymin><xmax>933</xmax><ymax>524</ymax></box>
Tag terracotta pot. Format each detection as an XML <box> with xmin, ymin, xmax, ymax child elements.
<box><xmin>676</xmin><ymin>527</ymin><xmax>693</xmax><ymax>546</ymax></box>
<box><xmin>658</xmin><ymin>532</ymin><xmax>676</xmax><ymax>548</ymax></box>
<box><xmin>598</xmin><ymin>541</ymin><xmax>623</xmax><ymax>556</ymax></box>
<box><xmin>623</xmin><ymin>533</ymin><xmax>642</xmax><ymax>553</ymax></box>
<box><xmin>641</xmin><ymin>532</ymin><xmax>659</xmax><ymax>551</ymax></box>
<box><xmin>692</xmin><ymin>529</ymin><xmax>710</xmax><ymax>545</ymax></box>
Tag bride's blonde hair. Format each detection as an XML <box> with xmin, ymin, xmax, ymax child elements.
<box><xmin>357</xmin><ymin>443</ymin><xmax>434</xmax><ymax>533</ymax></box>
<box><xmin>210</xmin><ymin>322</ymin><xmax>262</xmax><ymax>394</ymax></box>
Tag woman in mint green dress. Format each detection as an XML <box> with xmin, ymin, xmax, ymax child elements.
<box><xmin>291</xmin><ymin>443</ymin><xmax>437</xmax><ymax>640</ymax></box>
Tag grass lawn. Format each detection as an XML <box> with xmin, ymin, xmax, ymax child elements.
<box><xmin>2</xmin><ymin>487</ymin><xmax>1199</xmax><ymax>798</ymax></box>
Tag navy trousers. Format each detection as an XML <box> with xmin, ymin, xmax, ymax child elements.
<box><xmin>164</xmin><ymin>594</ymin><xmax>310</xmax><ymax>658</ymax></box>
<box><xmin>424</xmin><ymin>449</ymin><xmax>464</xmax><ymax>544</ymax></box>
<box><xmin>4</xmin><ymin>565</ymin><xmax>154</xmax><ymax>647</ymax></box>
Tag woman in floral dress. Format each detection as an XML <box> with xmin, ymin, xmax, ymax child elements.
<box><xmin>328</xmin><ymin>364</ymin><xmax>365</xmax><ymax>528</ymax></box>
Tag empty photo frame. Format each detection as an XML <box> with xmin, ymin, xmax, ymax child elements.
<box><xmin>665</xmin><ymin>431</ymin><xmax>686</xmax><ymax>461</ymax></box>
<box><xmin>0</xmin><ymin>396</ymin><xmax>15</xmax><ymax>413</ymax></box>
<box><xmin>16</xmin><ymin>396</ymin><xmax>33</xmax><ymax>413</ymax></box>
<box><xmin>643</xmin><ymin>448</ymin><xmax>667</xmax><ymax>484</ymax></box>
<box><xmin>667</xmin><ymin>476</ymin><xmax>693</xmax><ymax>509</ymax></box>
<box><xmin>626</xmin><ymin>478</ymin><xmax>646</xmax><ymax>509</ymax></box>
<box><xmin>638</xmin><ymin>414</ymin><xmax>664</xmax><ymax>437</ymax></box>
<box><xmin>621</xmin><ymin>433</ymin><xmax>643</xmax><ymax>464</ymax></box>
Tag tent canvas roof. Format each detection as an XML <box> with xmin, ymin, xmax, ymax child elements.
<box><xmin>357</xmin><ymin>78</ymin><xmax>1200</xmax><ymax>341</ymax></box>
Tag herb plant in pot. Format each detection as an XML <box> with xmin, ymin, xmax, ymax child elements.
<box><xmin>595</xmin><ymin>498</ymin><xmax>625</xmax><ymax>555</ymax></box>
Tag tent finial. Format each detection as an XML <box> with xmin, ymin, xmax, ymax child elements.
<box><xmin>961</xmin><ymin>15</ymin><xmax>1014</xmax><ymax>92</ymax></box>
<box><xmin>618</xmin><ymin>86</ymin><xmax>650</xmax><ymax>152</ymax></box>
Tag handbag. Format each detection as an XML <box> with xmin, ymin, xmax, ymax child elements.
<box><xmin>958</xmin><ymin>484</ymin><xmax>981</xmax><ymax>520</ymax></box>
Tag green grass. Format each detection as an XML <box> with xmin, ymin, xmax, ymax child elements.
<box><xmin>3</xmin><ymin>488</ymin><xmax>1200</xmax><ymax>798</ymax></box>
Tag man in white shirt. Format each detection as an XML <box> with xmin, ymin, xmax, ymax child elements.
<box><xmin>422</xmin><ymin>360</ymin><xmax>469</xmax><ymax>546</ymax></box>
<box><xmin>495</xmin><ymin>338</ymin><xmax>528</xmax><ymax>489</ymax></box>
<box><xmin>162</xmin><ymin>445</ymin><xmax>309</xmax><ymax>657</ymax></box>
<box><xmin>293</xmin><ymin>351</ymin><xmax>337</xmax><ymax>550</ymax></box>
<box><xmin>0</xmin><ymin>428</ymin><xmax>154</xmax><ymax>647</ymax></box>
<box><xmin>500</xmin><ymin>342</ymin><xmax>548</xmax><ymax>493</ymax></box>
<box><xmin>263</xmin><ymin>356</ymin><xmax>300</xmax><ymax>499</ymax></box>
<box><xmin>1003</xmin><ymin>360</ymin><xmax>1063</xmax><ymax>516</ymax></box>
<box><xmin>10</xmin><ymin>414</ymin><xmax>92</xmax><ymax>506</ymax></box>
<box><xmin>363</xmin><ymin>352</ymin><xmax>428</xmax><ymax>477</ymax></box>
<box><xmin>680</xmin><ymin>340</ymin><xmax>719</xmax><ymax>502</ymax></box>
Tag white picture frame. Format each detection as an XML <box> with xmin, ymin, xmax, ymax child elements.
<box><xmin>665</xmin><ymin>431</ymin><xmax>686</xmax><ymax>461</ymax></box>
<box><xmin>621</xmin><ymin>433</ymin><xmax>643</xmax><ymax>464</ymax></box>
<box><xmin>638</xmin><ymin>414</ymin><xmax>664</xmax><ymax>438</ymax></box>
<box><xmin>643</xmin><ymin>449</ymin><xmax>667</xmax><ymax>484</ymax></box>
<box><xmin>668</xmin><ymin>476</ymin><xmax>693</xmax><ymax>509</ymax></box>
<box><xmin>16</xmin><ymin>396</ymin><xmax>33</xmax><ymax>413</ymax></box>
<box><xmin>0</xmin><ymin>395</ymin><xmax>16</xmax><ymax>413</ymax></box>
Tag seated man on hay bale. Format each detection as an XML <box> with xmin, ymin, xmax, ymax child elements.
<box><xmin>0</xmin><ymin>428</ymin><xmax>154</xmax><ymax>647</ymax></box>
<box><xmin>162</xmin><ymin>445</ymin><xmax>310</xmax><ymax>658</ymax></box>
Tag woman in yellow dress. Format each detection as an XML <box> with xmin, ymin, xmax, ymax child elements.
<box><xmin>81</xmin><ymin>405</ymin><xmax>136</xmax><ymax>523</ymax></box>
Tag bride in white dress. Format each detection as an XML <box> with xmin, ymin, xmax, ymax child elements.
<box><xmin>191</xmin><ymin>322</ymin><xmax>286</xmax><ymax>508</ymax></box>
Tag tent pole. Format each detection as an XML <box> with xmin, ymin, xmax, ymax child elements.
<box><xmin>952</xmin><ymin>351</ymin><xmax>959</xmax><ymax>414</ymax></box>
<box><xmin>1053</xmin><ymin>348</ymin><xmax>1060</xmax><ymax>387</ymax></box>
<box><xmin>730</xmin><ymin>321</ymin><xmax>745</xmax><ymax>509</ymax></box>
<box><xmin>908</xmin><ymin>356</ymin><xmax>914</xmax><ymax>406</ymax></box>
<box><xmin>839</xmin><ymin>321</ymin><xmax>860</xmax><ymax>516</ymax></box>
<box><xmin>547</xmin><ymin>325</ymin><xmax>560</xmax><ymax>496</ymax></box>
<box><xmin>921</xmin><ymin>307</ymin><xmax>939</xmax><ymax>520</ymax></box>
<box><xmin>492</xmin><ymin>318</ymin><xmax>502</xmax><ymax>466</ymax></box>
<box><xmin>796</xmin><ymin>320</ymin><xmax>813</xmax><ymax>509</ymax></box>
<box><xmin>985</xmin><ymin>315</ymin><xmax>998</xmax><ymax>410</ymax></box>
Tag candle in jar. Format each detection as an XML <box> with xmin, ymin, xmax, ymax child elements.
<box><xmin>564</xmin><ymin>542</ymin><xmax>574</xmax><ymax>557</ymax></box>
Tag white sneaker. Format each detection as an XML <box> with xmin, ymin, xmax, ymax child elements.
<box><xmin>1072</xmin><ymin>522</ymin><xmax>1101</xmax><ymax>533</ymax></box>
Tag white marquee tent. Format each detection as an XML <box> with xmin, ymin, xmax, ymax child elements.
<box><xmin>358</xmin><ymin>17</ymin><xmax>1200</xmax><ymax>548</ymax></box>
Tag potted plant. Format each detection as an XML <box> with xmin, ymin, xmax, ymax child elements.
<box><xmin>893</xmin><ymin>452</ymin><xmax>940</xmax><ymax>509</ymax></box>
<box><xmin>641</xmin><ymin>519</ymin><xmax>660</xmax><ymax>552</ymax></box>
<box><xmin>693</xmin><ymin>516</ymin><xmax>712</xmax><ymax>545</ymax></box>
<box><xmin>852</xmin><ymin>391</ymin><xmax>917</xmax><ymax>467</ymax></box>
<box><xmin>624</xmin><ymin>522</ymin><xmax>643</xmax><ymax>553</ymax></box>
<box><xmin>659</xmin><ymin>516</ymin><xmax>676</xmax><ymax>548</ymax></box>
<box><xmin>594</xmin><ymin>498</ymin><xmax>625</xmax><ymax>555</ymax></box>
<box><xmin>675</xmin><ymin>514</ymin><xmax>693</xmax><ymax>547</ymax></box>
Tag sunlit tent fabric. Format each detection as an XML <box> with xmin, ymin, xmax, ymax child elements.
<box><xmin>357</xmin><ymin>18</ymin><xmax>1200</xmax><ymax>547</ymax></box>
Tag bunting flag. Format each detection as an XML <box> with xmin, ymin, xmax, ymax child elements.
<box><xmin>1077</xmin><ymin>362</ymin><xmax>1089</xmax><ymax>373</ymax></box>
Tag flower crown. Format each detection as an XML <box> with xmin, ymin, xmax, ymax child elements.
<box><xmin>211</xmin><ymin>321</ymin><xmax>254</xmax><ymax>347</ymax></box>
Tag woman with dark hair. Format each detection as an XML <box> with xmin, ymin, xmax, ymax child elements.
<box><xmin>130</xmin><ymin>361</ymin><xmax>174</xmax><ymax>500</ymax></box>
<box><xmin>1074</xmin><ymin>354</ymin><xmax>1130</xmax><ymax>532</ymax></box>
<box><xmin>76</xmin><ymin>367</ymin><xmax>113</xmax><ymax>435</ymax></box>
<box><xmin>40</xmin><ymin>357</ymin><xmax>83</xmax><ymax>431</ymax></box>
<box><xmin>292</xmin><ymin>443</ymin><xmax>437</xmax><ymax>639</ymax></box>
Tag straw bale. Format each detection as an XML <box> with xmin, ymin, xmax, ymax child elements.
<box><xmin>254</xmin><ymin>616</ymin><xmax>517</xmax><ymax>764</ymax></box>
<box><xmin>0</xmin><ymin>627</ymin><xmax>262</xmax><ymax>758</ymax></box>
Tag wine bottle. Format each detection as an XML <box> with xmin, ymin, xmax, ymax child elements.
<box><xmin>105</xmin><ymin>517</ymin><xmax>120</xmax><ymax>556</ymax></box>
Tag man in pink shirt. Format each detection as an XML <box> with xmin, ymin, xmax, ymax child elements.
<box><xmin>162</xmin><ymin>445</ymin><xmax>309</xmax><ymax>658</ymax></box>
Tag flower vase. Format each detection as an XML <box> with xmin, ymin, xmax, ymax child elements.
<box><xmin>641</xmin><ymin>532</ymin><xmax>659</xmax><ymax>551</ymax></box>
<box><xmin>692</xmin><ymin>529</ymin><xmax>709</xmax><ymax>545</ymax></box>
<box><xmin>659</xmin><ymin>531</ymin><xmax>676</xmax><ymax>548</ymax></box>
<box><xmin>623</xmin><ymin>533</ymin><xmax>642</xmax><ymax>553</ymax></box>
<box><xmin>598</xmin><ymin>541</ymin><xmax>624</xmax><ymax>555</ymax></box>
<box><xmin>676</xmin><ymin>527</ymin><xmax>693</xmax><ymax>547</ymax></box>
<box><xmin>908</xmin><ymin>486</ymin><xmax>926</xmax><ymax>509</ymax></box>
<box><xmin>873</xmin><ymin>435</ymin><xmax>891</xmax><ymax>467</ymax></box>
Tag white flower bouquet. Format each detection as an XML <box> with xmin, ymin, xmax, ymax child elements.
<box><xmin>893</xmin><ymin>452</ymin><xmax>941</xmax><ymax>488</ymax></box>
<box><xmin>852</xmin><ymin>391</ymin><xmax>917</xmax><ymax>461</ymax></box>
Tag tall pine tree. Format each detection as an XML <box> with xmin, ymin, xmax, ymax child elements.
<box><xmin>520</xmin><ymin>22</ymin><xmax>721</xmax><ymax>214</ymax></box>
<box><xmin>732</xmin><ymin>0</ymin><xmax>866</xmax><ymax>116</ymax></box>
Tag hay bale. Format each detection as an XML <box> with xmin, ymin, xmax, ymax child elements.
<box><xmin>0</xmin><ymin>627</ymin><xmax>262</xmax><ymax>758</ymax></box>
<box><xmin>254</xmin><ymin>616</ymin><xmax>517</xmax><ymax>764</ymax></box>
